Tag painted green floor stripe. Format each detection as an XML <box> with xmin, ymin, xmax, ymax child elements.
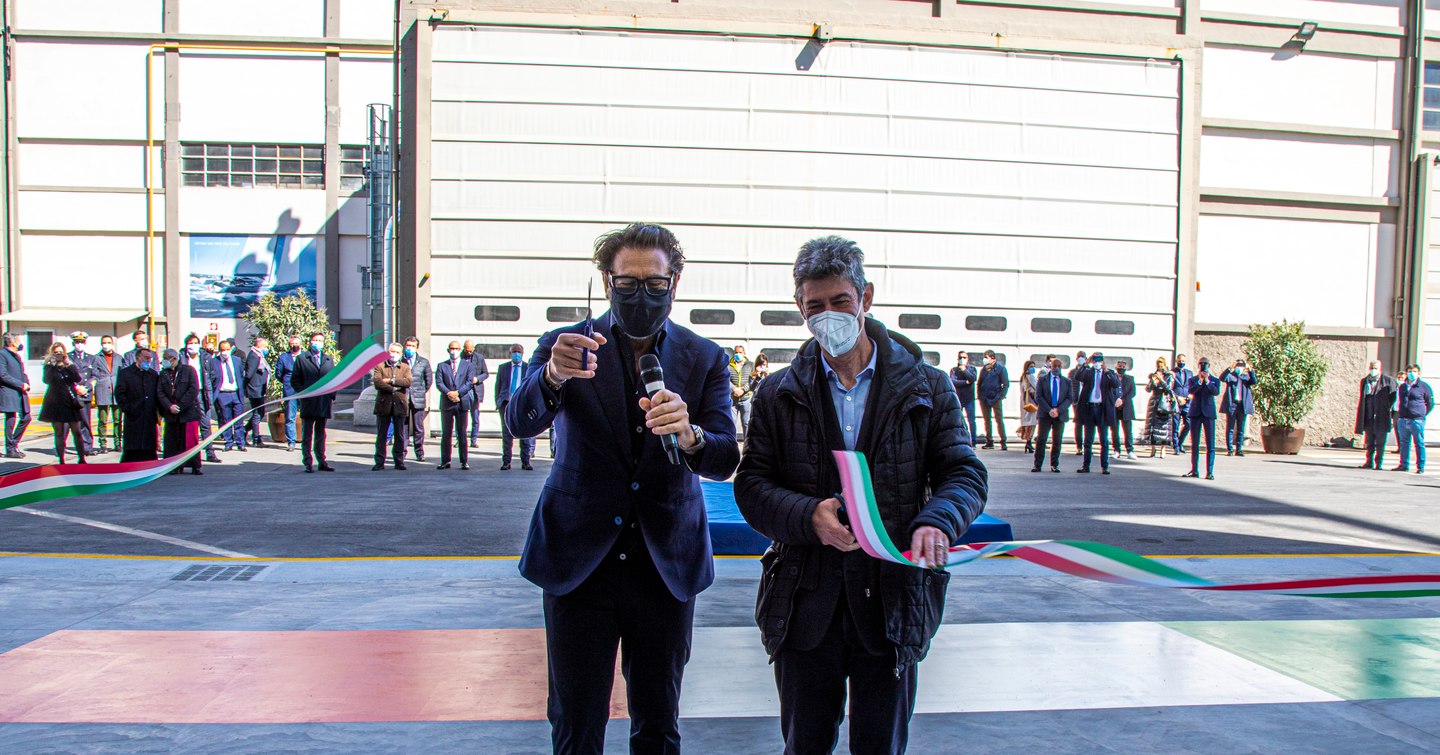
<box><xmin>1163</xmin><ymin>618</ymin><xmax>1440</xmax><ymax>702</ymax></box>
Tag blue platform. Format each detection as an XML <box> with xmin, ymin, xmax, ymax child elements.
<box><xmin>702</xmin><ymin>481</ymin><xmax>1013</xmax><ymax>556</ymax></box>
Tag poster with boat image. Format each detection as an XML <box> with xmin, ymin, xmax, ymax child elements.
<box><xmin>188</xmin><ymin>235</ymin><xmax>318</xmax><ymax>318</ymax></box>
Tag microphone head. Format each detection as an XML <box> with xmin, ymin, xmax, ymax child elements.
<box><xmin>639</xmin><ymin>353</ymin><xmax>662</xmax><ymax>378</ymax></box>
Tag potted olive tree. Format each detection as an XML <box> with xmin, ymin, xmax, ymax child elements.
<box><xmin>240</xmin><ymin>292</ymin><xmax>340</xmax><ymax>441</ymax></box>
<box><xmin>1242</xmin><ymin>320</ymin><xmax>1327</xmax><ymax>454</ymax></box>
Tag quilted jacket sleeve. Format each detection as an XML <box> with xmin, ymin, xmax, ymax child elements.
<box><xmin>910</xmin><ymin>371</ymin><xmax>988</xmax><ymax>543</ymax></box>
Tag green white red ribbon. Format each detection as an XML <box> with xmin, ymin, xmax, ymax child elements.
<box><xmin>0</xmin><ymin>334</ymin><xmax>389</xmax><ymax>512</ymax></box>
<box><xmin>833</xmin><ymin>450</ymin><xmax>1440</xmax><ymax>598</ymax></box>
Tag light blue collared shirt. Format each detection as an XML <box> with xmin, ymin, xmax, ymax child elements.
<box><xmin>824</xmin><ymin>346</ymin><xmax>878</xmax><ymax>451</ymax></box>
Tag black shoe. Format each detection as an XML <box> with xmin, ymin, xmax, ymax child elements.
<box><xmin>1051</xmin><ymin>466</ymin><xmax>1060</xmax><ymax>473</ymax></box>
<box><xmin>460</xmin><ymin>463</ymin><xmax>470</xmax><ymax>470</ymax></box>
<box><xmin>318</xmin><ymin>463</ymin><xmax>335</xmax><ymax>472</ymax></box>
<box><xmin>500</xmin><ymin>463</ymin><xmax>511</xmax><ymax>471</ymax></box>
<box><xmin>981</xmin><ymin>444</ymin><xmax>995</xmax><ymax>450</ymax></box>
<box><xmin>1030</xmin><ymin>466</ymin><xmax>1040</xmax><ymax>473</ymax></box>
<box><xmin>4</xmin><ymin>451</ymin><xmax>23</xmax><ymax>459</ymax></box>
<box><xmin>416</xmin><ymin>452</ymin><xmax>426</xmax><ymax>463</ymax></box>
<box><xmin>1102</xmin><ymin>468</ymin><xmax>1111</xmax><ymax>475</ymax></box>
<box><xmin>1235</xmin><ymin>451</ymin><xmax>1245</xmax><ymax>457</ymax></box>
<box><xmin>207</xmin><ymin>455</ymin><xmax>223</xmax><ymax>463</ymax></box>
<box><xmin>191</xmin><ymin>469</ymin><xmax>203</xmax><ymax>475</ymax></box>
<box><xmin>372</xmin><ymin>464</ymin><xmax>385</xmax><ymax>471</ymax></box>
<box><xmin>1076</xmin><ymin>467</ymin><xmax>1089</xmax><ymax>473</ymax></box>
<box><xmin>1206</xmin><ymin>473</ymin><xmax>1215</xmax><ymax>480</ymax></box>
<box><xmin>522</xmin><ymin>462</ymin><xmax>534</xmax><ymax>471</ymax></box>
<box><xmin>168</xmin><ymin>469</ymin><xmax>181</xmax><ymax>475</ymax></box>
<box><xmin>237</xmin><ymin>446</ymin><xmax>248</xmax><ymax>453</ymax></box>
<box><xmin>304</xmin><ymin>464</ymin><xmax>315</xmax><ymax>473</ymax></box>
<box><xmin>1226</xmin><ymin>450</ymin><xmax>1233</xmax><ymax>457</ymax></box>
<box><xmin>469</xmin><ymin>441</ymin><xmax>478</xmax><ymax>449</ymax></box>
<box><xmin>255</xmin><ymin>440</ymin><xmax>267</xmax><ymax>449</ymax></box>
<box><xmin>1392</xmin><ymin>465</ymin><xmax>1409</xmax><ymax>472</ymax></box>
<box><xmin>1025</xmin><ymin>443</ymin><xmax>1034</xmax><ymax>454</ymax></box>
<box><xmin>1000</xmin><ymin>444</ymin><xmax>1008</xmax><ymax>452</ymax></box>
<box><xmin>1358</xmin><ymin>463</ymin><xmax>1373</xmax><ymax>469</ymax></box>
<box><xmin>437</xmin><ymin>462</ymin><xmax>451</xmax><ymax>470</ymax></box>
<box><xmin>1182</xmin><ymin>471</ymin><xmax>1197</xmax><ymax>478</ymax></box>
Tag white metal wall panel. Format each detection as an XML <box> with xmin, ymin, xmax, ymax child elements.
<box><xmin>20</xmin><ymin>236</ymin><xmax>150</xmax><ymax>310</ymax></box>
<box><xmin>1199</xmin><ymin>132</ymin><xmax>1397</xmax><ymax>198</ymax></box>
<box><xmin>428</xmin><ymin>27</ymin><xmax>1181</xmax><ymax>420</ymax></box>
<box><xmin>177</xmin><ymin>55</ymin><xmax>326</xmax><ymax>143</ymax></box>
<box><xmin>178</xmin><ymin>0</ymin><xmax>324</xmax><ymax>38</ymax></box>
<box><xmin>1196</xmin><ymin>215</ymin><xmax>1389</xmax><ymax>328</ymax></box>
<box><xmin>18</xmin><ymin>143</ymin><xmax>158</xmax><ymax>190</ymax></box>
<box><xmin>15</xmin><ymin>42</ymin><xmax>161</xmax><ymax>139</ymax></box>
<box><xmin>178</xmin><ymin>188</ymin><xmax>328</xmax><ymax>235</ymax></box>
<box><xmin>18</xmin><ymin>191</ymin><xmax>162</xmax><ymax>233</ymax></box>
<box><xmin>17</xmin><ymin>0</ymin><xmax>163</xmax><ymax>33</ymax></box>
<box><xmin>339</xmin><ymin>236</ymin><xmax>367</xmax><ymax>321</ymax></box>
<box><xmin>338</xmin><ymin>194</ymin><xmax>370</xmax><ymax>235</ymax></box>
<box><xmin>340</xmin><ymin>0</ymin><xmax>396</xmax><ymax>40</ymax></box>
<box><xmin>1200</xmin><ymin>0</ymin><xmax>1403</xmax><ymax>27</ymax></box>
<box><xmin>1201</xmin><ymin>47</ymin><xmax>1398</xmax><ymax>131</ymax></box>
<box><xmin>339</xmin><ymin>58</ymin><xmax>393</xmax><ymax>145</ymax></box>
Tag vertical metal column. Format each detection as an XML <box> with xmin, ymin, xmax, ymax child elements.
<box><xmin>363</xmin><ymin>104</ymin><xmax>393</xmax><ymax>342</ymax></box>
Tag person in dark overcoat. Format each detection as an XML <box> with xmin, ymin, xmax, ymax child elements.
<box><xmin>39</xmin><ymin>343</ymin><xmax>88</xmax><ymax>464</ymax></box>
<box><xmin>290</xmin><ymin>332</ymin><xmax>335</xmax><ymax>472</ymax></box>
<box><xmin>114</xmin><ymin>349</ymin><xmax>161</xmax><ymax>463</ymax></box>
<box><xmin>158</xmin><ymin>348</ymin><xmax>204</xmax><ymax>474</ymax></box>
<box><xmin>1355</xmin><ymin>359</ymin><xmax>1398</xmax><ymax>470</ymax></box>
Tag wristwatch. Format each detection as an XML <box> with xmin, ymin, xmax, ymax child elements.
<box><xmin>684</xmin><ymin>423</ymin><xmax>707</xmax><ymax>454</ymax></box>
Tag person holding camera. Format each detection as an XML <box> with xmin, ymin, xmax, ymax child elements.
<box><xmin>1220</xmin><ymin>359</ymin><xmax>1257</xmax><ymax>456</ymax></box>
<box><xmin>1183</xmin><ymin>357</ymin><xmax>1222</xmax><ymax>480</ymax></box>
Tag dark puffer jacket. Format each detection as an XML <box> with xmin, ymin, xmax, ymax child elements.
<box><xmin>736</xmin><ymin>317</ymin><xmax>987</xmax><ymax>669</ymax></box>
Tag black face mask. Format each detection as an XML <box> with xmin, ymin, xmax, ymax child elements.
<box><xmin>610</xmin><ymin>284</ymin><xmax>673</xmax><ymax>340</ymax></box>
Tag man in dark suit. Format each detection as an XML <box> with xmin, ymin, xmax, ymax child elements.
<box><xmin>401</xmin><ymin>336</ymin><xmax>432</xmax><ymax>463</ymax></box>
<box><xmin>976</xmin><ymin>349</ymin><xmax>1009</xmax><ymax>450</ymax></box>
<box><xmin>1184</xmin><ymin>357</ymin><xmax>1223</xmax><ymax>480</ymax></box>
<box><xmin>208</xmin><ymin>339</ymin><xmax>247</xmax><ymax>452</ymax></box>
<box><xmin>1111</xmin><ymin>360</ymin><xmax>1138</xmax><ymax>460</ymax></box>
<box><xmin>949</xmin><ymin>350</ymin><xmax>977</xmax><ymax>445</ymax></box>
<box><xmin>435</xmin><ymin>340</ymin><xmax>476</xmax><ymax>470</ymax></box>
<box><xmin>1171</xmin><ymin>354</ymin><xmax>1195</xmax><ymax>454</ymax></box>
<box><xmin>276</xmin><ymin>335</ymin><xmax>301</xmax><ymax>452</ymax></box>
<box><xmin>1220</xmin><ymin>358</ymin><xmax>1256</xmax><ymax>456</ymax></box>
<box><xmin>495</xmin><ymin>343</ymin><xmax>535</xmax><ymax>471</ymax></box>
<box><xmin>1074</xmin><ymin>352</ymin><xmax>1121</xmax><ymax>474</ymax></box>
<box><xmin>463</xmin><ymin>339</ymin><xmax>490</xmax><ymax>449</ymax></box>
<box><xmin>1068</xmin><ymin>350</ymin><xmax>1087</xmax><ymax>454</ymax></box>
<box><xmin>119</xmin><ymin>329</ymin><xmax>158</xmax><ymax>370</ymax></box>
<box><xmin>243</xmin><ymin>337</ymin><xmax>272</xmax><ymax>448</ymax></box>
<box><xmin>1032</xmin><ymin>356</ymin><xmax>1073</xmax><ymax>473</ymax></box>
<box><xmin>67</xmin><ymin>331</ymin><xmax>99</xmax><ymax>456</ymax></box>
<box><xmin>505</xmin><ymin>223</ymin><xmax>740</xmax><ymax>753</ymax></box>
<box><xmin>1354</xmin><ymin>359</ymin><xmax>1398</xmax><ymax>470</ymax></box>
<box><xmin>180</xmin><ymin>334</ymin><xmax>222</xmax><ymax>464</ymax></box>
<box><xmin>0</xmin><ymin>333</ymin><xmax>30</xmax><ymax>458</ymax></box>
<box><xmin>291</xmin><ymin>332</ymin><xmax>336</xmax><ymax>472</ymax></box>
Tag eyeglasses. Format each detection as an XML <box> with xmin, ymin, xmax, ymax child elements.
<box><xmin>609</xmin><ymin>274</ymin><xmax>673</xmax><ymax>294</ymax></box>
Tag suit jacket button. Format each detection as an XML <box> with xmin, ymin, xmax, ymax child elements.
<box><xmin>788</xmin><ymin>566</ymin><xmax>798</xmax><ymax>576</ymax></box>
<box><xmin>614</xmin><ymin>516</ymin><xmax>623</xmax><ymax>526</ymax></box>
<box><xmin>630</xmin><ymin>482</ymin><xmax>640</xmax><ymax>491</ymax></box>
<box><xmin>776</xmin><ymin>619</ymin><xmax>784</xmax><ymax>628</ymax></box>
<box><xmin>809</xmin><ymin>454</ymin><xmax>817</xmax><ymax>463</ymax></box>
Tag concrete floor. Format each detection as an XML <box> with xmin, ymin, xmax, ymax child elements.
<box><xmin>1</xmin><ymin>422</ymin><xmax>1438</xmax><ymax>753</ymax></box>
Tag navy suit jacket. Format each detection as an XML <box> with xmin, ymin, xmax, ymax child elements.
<box><xmin>1219</xmin><ymin>368</ymin><xmax>1256</xmax><ymax>415</ymax></box>
<box><xmin>435</xmin><ymin>358</ymin><xmax>476</xmax><ymax>413</ymax></box>
<box><xmin>1074</xmin><ymin>367</ymin><xmax>1122</xmax><ymax>425</ymax></box>
<box><xmin>495</xmin><ymin>360</ymin><xmax>528</xmax><ymax>405</ymax></box>
<box><xmin>1036</xmin><ymin>371</ymin><xmax>1073</xmax><ymax>421</ymax></box>
<box><xmin>1186</xmin><ymin>373</ymin><xmax>1222</xmax><ymax>419</ymax></box>
<box><xmin>505</xmin><ymin>313</ymin><xmax>741</xmax><ymax>601</ymax></box>
<box><xmin>208</xmin><ymin>353</ymin><xmax>246</xmax><ymax>398</ymax></box>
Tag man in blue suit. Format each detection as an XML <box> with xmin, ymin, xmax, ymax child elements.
<box><xmin>1032</xmin><ymin>356</ymin><xmax>1073</xmax><ymax>472</ymax></box>
<box><xmin>1184</xmin><ymin>356</ymin><xmax>1222</xmax><ymax>480</ymax></box>
<box><xmin>208</xmin><ymin>339</ymin><xmax>247</xmax><ymax>452</ymax></box>
<box><xmin>1220</xmin><ymin>359</ymin><xmax>1256</xmax><ymax>456</ymax></box>
<box><xmin>434</xmin><ymin>340</ymin><xmax>476</xmax><ymax>470</ymax></box>
<box><xmin>1074</xmin><ymin>352</ymin><xmax>1122</xmax><ymax>474</ymax></box>
<box><xmin>1171</xmin><ymin>354</ymin><xmax>1194</xmax><ymax>453</ymax></box>
<box><xmin>495</xmin><ymin>343</ymin><xmax>535</xmax><ymax>471</ymax></box>
<box><xmin>504</xmin><ymin>223</ymin><xmax>740</xmax><ymax>753</ymax></box>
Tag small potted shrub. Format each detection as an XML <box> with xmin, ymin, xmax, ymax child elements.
<box><xmin>240</xmin><ymin>292</ymin><xmax>340</xmax><ymax>441</ymax></box>
<box><xmin>1242</xmin><ymin>320</ymin><xmax>1327</xmax><ymax>454</ymax></box>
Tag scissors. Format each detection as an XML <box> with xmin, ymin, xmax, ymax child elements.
<box><xmin>581</xmin><ymin>279</ymin><xmax>594</xmax><ymax>371</ymax></box>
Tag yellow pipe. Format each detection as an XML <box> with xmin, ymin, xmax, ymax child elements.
<box><xmin>143</xmin><ymin>42</ymin><xmax>392</xmax><ymax>342</ymax></box>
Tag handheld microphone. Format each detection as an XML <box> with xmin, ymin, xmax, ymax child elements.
<box><xmin>638</xmin><ymin>353</ymin><xmax>682</xmax><ymax>466</ymax></box>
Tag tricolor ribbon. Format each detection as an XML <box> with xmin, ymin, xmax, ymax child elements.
<box><xmin>833</xmin><ymin>450</ymin><xmax>1440</xmax><ymax>598</ymax></box>
<box><xmin>0</xmin><ymin>333</ymin><xmax>390</xmax><ymax>512</ymax></box>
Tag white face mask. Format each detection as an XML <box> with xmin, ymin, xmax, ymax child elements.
<box><xmin>1370</xmin><ymin>368</ymin><xmax>1380</xmax><ymax>378</ymax></box>
<box><xmin>806</xmin><ymin>309</ymin><xmax>862</xmax><ymax>358</ymax></box>
<box><xmin>449</xmin><ymin>349</ymin><xmax>461</xmax><ymax>360</ymax></box>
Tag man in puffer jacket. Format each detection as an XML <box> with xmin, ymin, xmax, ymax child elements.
<box><xmin>737</xmin><ymin>235</ymin><xmax>988</xmax><ymax>754</ymax></box>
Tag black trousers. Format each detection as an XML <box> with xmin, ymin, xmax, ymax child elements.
<box><xmin>1364</xmin><ymin>429</ymin><xmax>1389</xmax><ymax>467</ymax></box>
<box><xmin>774</xmin><ymin>601</ymin><xmax>917</xmax><ymax>755</ymax></box>
<box><xmin>543</xmin><ymin>532</ymin><xmax>694</xmax><ymax>755</ymax></box>
<box><xmin>979</xmin><ymin>401</ymin><xmax>1006</xmax><ymax>447</ymax></box>
<box><xmin>77</xmin><ymin>405</ymin><xmax>94</xmax><ymax>453</ymax></box>
<box><xmin>300</xmin><ymin>416</ymin><xmax>327</xmax><ymax>466</ymax></box>
<box><xmin>246</xmin><ymin>397</ymin><xmax>267</xmax><ymax>444</ymax></box>
<box><xmin>374</xmin><ymin>414</ymin><xmax>406</xmax><ymax>465</ymax></box>
<box><xmin>439</xmin><ymin>407</ymin><xmax>468</xmax><ymax>465</ymax></box>
<box><xmin>4</xmin><ymin>410</ymin><xmax>31</xmax><ymax>454</ymax></box>
<box><xmin>1073</xmin><ymin>411</ymin><xmax>1085</xmax><ymax>451</ymax></box>
<box><xmin>1033</xmin><ymin>415</ymin><xmax>1065</xmax><ymax>469</ymax></box>
<box><xmin>1110</xmin><ymin>419</ymin><xmax>1133</xmax><ymax>454</ymax></box>
<box><xmin>409</xmin><ymin>405</ymin><xmax>427</xmax><ymax>454</ymax></box>
<box><xmin>1082</xmin><ymin>419</ymin><xmax>1110</xmax><ymax>470</ymax></box>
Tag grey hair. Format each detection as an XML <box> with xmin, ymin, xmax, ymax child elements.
<box><xmin>792</xmin><ymin>235</ymin><xmax>866</xmax><ymax>301</ymax></box>
<box><xmin>162</xmin><ymin>348</ymin><xmax>179</xmax><ymax>361</ymax></box>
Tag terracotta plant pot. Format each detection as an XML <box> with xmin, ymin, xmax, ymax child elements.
<box><xmin>267</xmin><ymin>409</ymin><xmax>288</xmax><ymax>443</ymax></box>
<box><xmin>1260</xmin><ymin>425</ymin><xmax>1304</xmax><ymax>454</ymax></box>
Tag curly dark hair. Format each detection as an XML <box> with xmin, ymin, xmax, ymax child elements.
<box><xmin>592</xmin><ymin>223</ymin><xmax>685</xmax><ymax>276</ymax></box>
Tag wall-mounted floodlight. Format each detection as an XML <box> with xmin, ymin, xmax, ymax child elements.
<box><xmin>1291</xmin><ymin>21</ymin><xmax>1318</xmax><ymax>48</ymax></box>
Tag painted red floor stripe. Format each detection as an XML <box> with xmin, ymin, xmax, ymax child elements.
<box><xmin>0</xmin><ymin>629</ymin><xmax>629</xmax><ymax>724</ymax></box>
